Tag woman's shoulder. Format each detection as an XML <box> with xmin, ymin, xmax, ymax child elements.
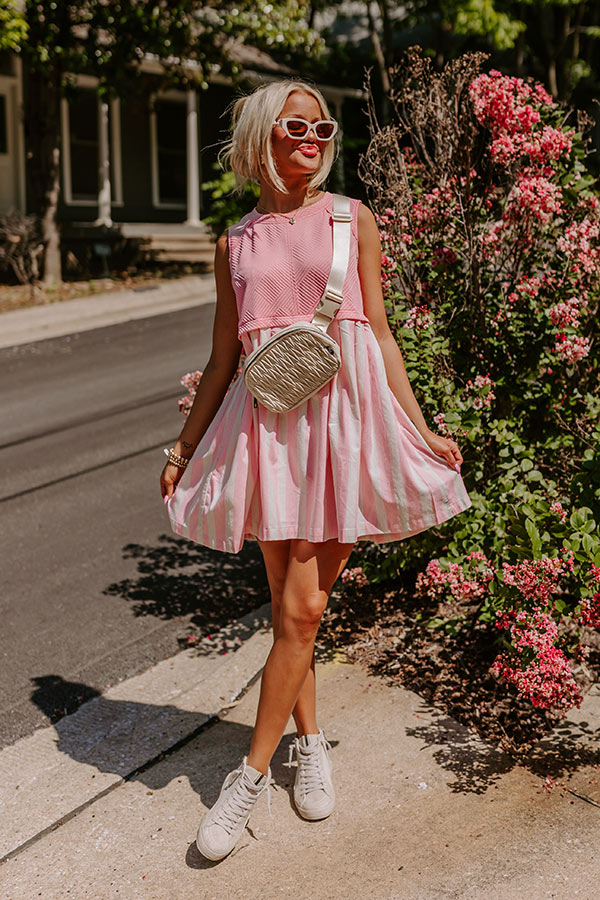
<box><xmin>227</xmin><ymin>206</ymin><xmax>259</xmax><ymax>242</ymax></box>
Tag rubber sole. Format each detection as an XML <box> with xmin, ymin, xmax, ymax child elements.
<box><xmin>195</xmin><ymin>823</ymin><xmax>242</xmax><ymax>861</ymax></box>
<box><xmin>293</xmin><ymin>792</ymin><xmax>336</xmax><ymax>820</ymax></box>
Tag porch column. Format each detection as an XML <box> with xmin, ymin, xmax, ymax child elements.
<box><xmin>184</xmin><ymin>86</ymin><xmax>201</xmax><ymax>226</ymax></box>
<box><xmin>95</xmin><ymin>97</ymin><xmax>112</xmax><ymax>227</ymax></box>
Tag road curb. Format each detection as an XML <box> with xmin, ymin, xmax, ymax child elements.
<box><xmin>0</xmin><ymin>274</ymin><xmax>216</xmax><ymax>349</ymax></box>
<box><xmin>0</xmin><ymin>601</ymin><xmax>273</xmax><ymax>863</ymax></box>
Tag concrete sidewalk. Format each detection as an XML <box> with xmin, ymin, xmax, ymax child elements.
<box><xmin>2</xmin><ymin>634</ymin><xmax>600</xmax><ymax>898</ymax></box>
<box><xmin>0</xmin><ymin>273</ymin><xmax>216</xmax><ymax>348</ymax></box>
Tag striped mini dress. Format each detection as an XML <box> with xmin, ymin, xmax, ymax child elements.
<box><xmin>167</xmin><ymin>190</ymin><xmax>472</xmax><ymax>554</ymax></box>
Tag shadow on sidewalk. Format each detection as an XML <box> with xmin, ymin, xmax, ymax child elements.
<box><xmin>103</xmin><ymin>533</ymin><xmax>270</xmax><ymax>634</ymax></box>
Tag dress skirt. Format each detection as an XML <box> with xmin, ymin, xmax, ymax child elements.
<box><xmin>167</xmin><ymin>318</ymin><xmax>472</xmax><ymax>554</ymax></box>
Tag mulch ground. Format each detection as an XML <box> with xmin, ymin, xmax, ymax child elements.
<box><xmin>316</xmin><ymin>578</ymin><xmax>600</xmax><ymax>763</ymax></box>
<box><xmin>0</xmin><ymin>263</ymin><xmax>208</xmax><ymax>314</ymax></box>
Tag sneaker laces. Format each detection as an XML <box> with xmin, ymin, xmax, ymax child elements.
<box><xmin>213</xmin><ymin>769</ymin><xmax>272</xmax><ymax>834</ymax></box>
<box><xmin>287</xmin><ymin>734</ymin><xmax>332</xmax><ymax>794</ymax></box>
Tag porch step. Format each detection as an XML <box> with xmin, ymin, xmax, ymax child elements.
<box><xmin>153</xmin><ymin>250</ymin><xmax>215</xmax><ymax>264</ymax></box>
<box><xmin>139</xmin><ymin>232</ymin><xmax>216</xmax><ymax>268</ymax></box>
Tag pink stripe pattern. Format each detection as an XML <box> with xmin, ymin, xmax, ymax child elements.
<box><xmin>167</xmin><ymin>191</ymin><xmax>473</xmax><ymax>553</ymax></box>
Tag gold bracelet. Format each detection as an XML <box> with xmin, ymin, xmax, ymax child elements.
<box><xmin>163</xmin><ymin>447</ymin><xmax>190</xmax><ymax>468</ymax></box>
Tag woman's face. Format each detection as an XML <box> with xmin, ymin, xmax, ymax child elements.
<box><xmin>269</xmin><ymin>90</ymin><xmax>329</xmax><ymax>184</ymax></box>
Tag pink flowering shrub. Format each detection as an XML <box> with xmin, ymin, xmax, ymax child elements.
<box><xmin>341</xmin><ymin>566</ymin><xmax>369</xmax><ymax>589</ymax></box>
<box><xmin>178</xmin><ymin>359</ymin><xmax>245</xmax><ymax>416</ymax></box>
<box><xmin>492</xmin><ymin>607</ymin><xmax>583</xmax><ymax>713</ymax></box>
<box><xmin>356</xmin><ymin>49</ymin><xmax>600</xmax><ymax>717</ymax></box>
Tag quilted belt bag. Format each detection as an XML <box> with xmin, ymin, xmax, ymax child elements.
<box><xmin>242</xmin><ymin>193</ymin><xmax>353</xmax><ymax>414</ymax></box>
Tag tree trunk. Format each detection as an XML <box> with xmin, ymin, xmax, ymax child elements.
<box><xmin>41</xmin><ymin>144</ymin><xmax>61</xmax><ymax>285</ymax></box>
<box><xmin>23</xmin><ymin>64</ymin><xmax>63</xmax><ymax>285</ymax></box>
<box><xmin>366</xmin><ymin>0</ymin><xmax>391</xmax><ymax>122</ymax></box>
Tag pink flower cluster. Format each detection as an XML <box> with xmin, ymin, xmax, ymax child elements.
<box><xmin>178</xmin><ymin>370</ymin><xmax>204</xmax><ymax>416</ymax></box>
<box><xmin>489</xmin><ymin>126</ymin><xmax>573</xmax><ymax>167</ymax></box>
<box><xmin>405</xmin><ymin>304</ymin><xmax>433</xmax><ymax>330</ymax></box>
<box><xmin>433</xmin><ymin>411</ymin><xmax>451</xmax><ymax>436</ymax></box>
<box><xmin>548</xmin><ymin>219</ymin><xmax>598</xmax><ymax>361</ymax></box>
<box><xmin>470</xmin><ymin>70</ymin><xmax>553</xmax><ymax>132</ymax></box>
<box><xmin>178</xmin><ymin>360</ymin><xmax>244</xmax><ymax>416</ymax></box>
<box><xmin>415</xmin><ymin>551</ymin><xmax>497</xmax><ymax>604</ymax></box>
<box><xmin>469</xmin><ymin>70</ymin><xmax>572</xmax><ymax>172</ymax></box>
<box><xmin>548</xmin><ymin>297</ymin><xmax>584</xmax><ymax>329</ymax></box>
<box><xmin>549</xmin><ymin>500</ymin><xmax>568</xmax><ymax>523</ymax></box>
<box><xmin>464</xmin><ymin>373</ymin><xmax>496</xmax><ymax>410</ymax></box>
<box><xmin>557</xmin><ymin>217</ymin><xmax>600</xmax><ymax>274</ymax></box>
<box><xmin>578</xmin><ymin>595</ymin><xmax>600</xmax><ymax>629</ymax></box>
<box><xmin>502</xmin><ymin>550</ymin><xmax>575</xmax><ymax>605</ymax></box>
<box><xmin>412</xmin><ymin>185</ymin><xmax>455</xmax><ymax>225</ymax></box>
<box><xmin>504</xmin><ymin>175</ymin><xmax>563</xmax><ymax>226</ymax></box>
<box><xmin>493</xmin><ymin>607</ymin><xmax>583</xmax><ymax>713</ymax></box>
<box><xmin>576</xmin><ymin>565</ymin><xmax>600</xmax><ymax>629</ymax></box>
<box><xmin>506</xmin><ymin>274</ymin><xmax>543</xmax><ymax>304</ymax></box>
<box><xmin>341</xmin><ymin>566</ymin><xmax>369</xmax><ymax>588</ymax></box>
<box><xmin>552</xmin><ymin>333</ymin><xmax>591</xmax><ymax>364</ymax></box>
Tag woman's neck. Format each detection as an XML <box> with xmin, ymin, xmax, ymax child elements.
<box><xmin>257</xmin><ymin>181</ymin><xmax>322</xmax><ymax>214</ymax></box>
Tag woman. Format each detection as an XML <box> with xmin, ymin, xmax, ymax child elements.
<box><xmin>159</xmin><ymin>78</ymin><xmax>472</xmax><ymax>861</ymax></box>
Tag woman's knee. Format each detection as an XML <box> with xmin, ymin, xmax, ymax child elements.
<box><xmin>280</xmin><ymin>591</ymin><xmax>328</xmax><ymax>641</ymax></box>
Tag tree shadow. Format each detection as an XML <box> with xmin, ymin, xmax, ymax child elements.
<box><xmin>103</xmin><ymin>533</ymin><xmax>270</xmax><ymax>642</ymax></box>
<box><xmin>317</xmin><ymin>579</ymin><xmax>600</xmax><ymax>792</ymax></box>
<box><xmin>404</xmin><ymin>701</ymin><xmax>514</xmax><ymax>794</ymax></box>
<box><xmin>12</xmin><ymin>663</ymin><xmax>342</xmax><ymax>868</ymax></box>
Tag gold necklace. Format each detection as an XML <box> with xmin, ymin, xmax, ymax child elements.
<box><xmin>255</xmin><ymin>195</ymin><xmax>316</xmax><ymax>225</ymax></box>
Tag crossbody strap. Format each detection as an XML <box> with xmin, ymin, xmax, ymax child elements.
<box><xmin>311</xmin><ymin>193</ymin><xmax>353</xmax><ymax>332</ymax></box>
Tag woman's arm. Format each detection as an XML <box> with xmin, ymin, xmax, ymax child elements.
<box><xmin>171</xmin><ymin>231</ymin><xmax>243</xmax><ymax>461</ymax></box>
<box><xmin>356</xmin><ymin>202</ymin><xmax>463</xmax><ymax>471</ymax></box>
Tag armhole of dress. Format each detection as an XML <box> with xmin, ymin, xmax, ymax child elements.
<box><xmin>226</xmin><ymin>224</ymin><xmax>235</xmax><ymax>286</ymax></box>
<box><xmin>351</xmin><ymin>197</ymin><xmax>361</xmax><ymax>243</ymax></box>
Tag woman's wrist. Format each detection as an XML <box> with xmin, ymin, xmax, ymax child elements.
<box><xmin>410</xmin><ymin>417</ymin><xmax>432</xmax><ymax>438</ymax></box>
<box><xmin>173</xmin><ymin>437</ymin><xmax>197</xmax><ymax>459</ymax></box>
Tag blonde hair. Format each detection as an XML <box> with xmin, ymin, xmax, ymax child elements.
<box><xmin>218</xmin><ymin>79</ymin><xmax>340</xmax><ymax>197</ymax></box>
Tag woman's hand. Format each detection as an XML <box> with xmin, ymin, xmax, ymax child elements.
<box><xmin>160</xmin><ymin>461</ymin><xmax>186</xmax><ymax>504</ymax></box>
<box><xmin>420</xmin><ymin>428</ymin><xmax>463</xmax><ymax>472</ymax></box>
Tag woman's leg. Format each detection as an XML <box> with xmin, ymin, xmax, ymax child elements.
<box><xmin>258</xmin><ymin>539</ymin><xmax>318</xmax><ymax>737</ymax></box>
<box><xmin>247</xmin><ymin>537</ymin><xmax>355</xmax><ymax>775</ymax></box>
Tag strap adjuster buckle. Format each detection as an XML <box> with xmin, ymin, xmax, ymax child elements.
<box><xmin>331</xmin><ymin>210</ymin><xmax>352</xmax><ymax>223</ymax></box>
<box><xmin>323</xmin><ymin>286</ymin><xmax>343</xmax><ymax>303</ymax></box>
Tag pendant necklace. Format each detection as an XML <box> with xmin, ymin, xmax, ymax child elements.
<box><xmin>255</xmin><ymin>197</ymin><xmax>313</xmax><ymax>225</ymax></box>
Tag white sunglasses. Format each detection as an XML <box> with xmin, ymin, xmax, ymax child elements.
<box><xmin>273</xmin><ymin>117</ymin><xmax>338</xmax><ymax>141</ymax></box>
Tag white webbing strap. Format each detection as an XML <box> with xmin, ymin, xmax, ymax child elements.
<box><xmin>311</xmin><ymin>193</ymin><xmax>352</xmax><ymax>332</ymax></box>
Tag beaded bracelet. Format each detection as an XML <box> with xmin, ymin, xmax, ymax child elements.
<box><xmin>163</xmin><ymin>447</ymin><xmax>190</xmax><ymax>468</ymax></box>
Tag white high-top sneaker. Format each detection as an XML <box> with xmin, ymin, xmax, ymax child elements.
<box><xmin>287</xmin><ymin>729</ymin><xmax>335</xmax><ymax>820</ymax></box>
<box><xmin>196</xmin><ymin>756</ymin><xmax>272</xmax><ymax>861</ymax></box>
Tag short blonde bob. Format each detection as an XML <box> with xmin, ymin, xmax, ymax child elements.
<box><xmin>217</xmin><ymin>78</ymin><xmax>340</xmax><ymax>197</ymax></box>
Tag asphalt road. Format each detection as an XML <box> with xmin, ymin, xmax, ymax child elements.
<box><xmin>0</xmin><ymin>304</ymin><xmax>268</xmax><ymax>748</ymax></box>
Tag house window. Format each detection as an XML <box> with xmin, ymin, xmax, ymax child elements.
<box><xmin>154</xmin><ymin>98</ymin><xmax>186</xmax><ymax>206</ymax></box>
<box><xmin>0</xmin><ymin>94</ymin><xmax>7</xmax><ymax>155</ymax></box>
<box><xmin>68</xmin><ymin>88</ymin><xmax>101</xmax><ymax>200</ymax></box>
<box><xmin>61</xmin><ymin>85</ymin><xmax>122</xmax><ymax>207</ymax></box>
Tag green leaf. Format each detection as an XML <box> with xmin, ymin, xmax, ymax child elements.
<box><xmin>525</xmin><ymin>518</ymin><xmax>542</xmax><ymax>556</ymax></box>
<box><xmin>425</xmin><ymin>617</ymin><xmax>445</xmax><ymax>630</ymax></box>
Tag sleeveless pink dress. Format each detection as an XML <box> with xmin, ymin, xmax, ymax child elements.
<box><xmin>167</xmin><ymin>191</ymin><xmax>472</xmax><ymax>553</ymax></box>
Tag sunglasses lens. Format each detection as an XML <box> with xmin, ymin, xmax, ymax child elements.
<box><xmin>286</xmin><ymin>119</ymin><xmax>309</xmax><ymax>137</ymax></box>
<box><xmin>315</xmin><ymin>122</ymin><xmax>335</xmax><ymax>139</ymax></box>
